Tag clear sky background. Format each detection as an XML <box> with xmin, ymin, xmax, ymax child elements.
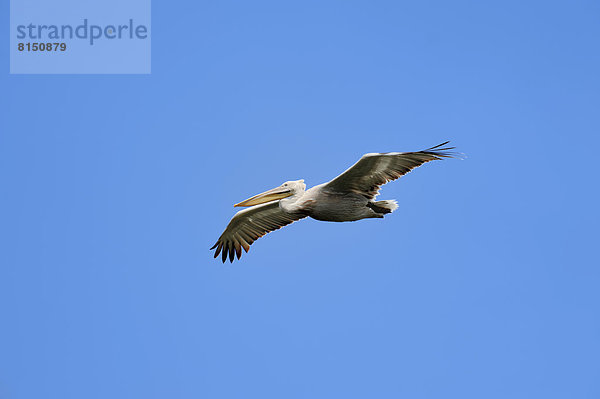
<box><xmin>1</xmin><ymin>1</ymin><xmax>600</xmax><ymax>398</ymax></box>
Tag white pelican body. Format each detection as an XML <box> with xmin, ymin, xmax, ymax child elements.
<box><xmin>285</xmin><ymin>184</ymin><xmax>394</xmax><ymax>222</ymax></box>
<box><xmin>211</xmin><ymin>142</ymin><xmax>457</xmax><ymax>262</ymax></box>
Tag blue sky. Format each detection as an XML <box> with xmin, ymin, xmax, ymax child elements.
<box><xmin>1</xmin><ymin>1</ymin><xmax>600</xmax><ymax>398</ymax></box>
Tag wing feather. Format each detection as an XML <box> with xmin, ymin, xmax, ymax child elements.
<box><xmin>322</xmin><ymin>142</ymin><xmax>457</xmax><ymax>199</ymax></box>
<box><xmin>211</xmin><ymin>200</ymin><xmax>306</xmax><ymax>263</ymax></box>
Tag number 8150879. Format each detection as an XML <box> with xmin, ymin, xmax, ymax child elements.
<box><xmin>18</xmin><ymin>43</ymin><xmax>67</xmax><ymax>51</ymax></box>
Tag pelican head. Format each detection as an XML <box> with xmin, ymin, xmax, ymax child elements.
<box><xmin>234</xmin><ymin>180</ymin><xmax>305</xmax><ymax>207</ymax></box>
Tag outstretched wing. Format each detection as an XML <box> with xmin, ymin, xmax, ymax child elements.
<box><xmin>211</xmin><ymin>200</ymin><xmax>307</xmax><ymax>263</ymax></box>
<box><xmin>322</xmin><ymin>142</ymin><xmax>457</xmax><ymax>200</ymax></box>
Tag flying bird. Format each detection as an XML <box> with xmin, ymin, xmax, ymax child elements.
<box><xmin>211</xmin><ymin>142</ymin><xmax>458</xmax><ymax>262</ymax></box>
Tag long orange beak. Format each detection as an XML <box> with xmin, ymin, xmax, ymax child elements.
<box><xmin>234</xmin><ymin>186</ymin><xmax>293</xmax><ymax>207</ymax></box>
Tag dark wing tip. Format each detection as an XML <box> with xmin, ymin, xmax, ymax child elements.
<box><xmin>228</xmin><ymin>246</ymin><xmax>235</xmax><ymax>263</ymax></box>
<box><xmin>423</xmin><ymin>141</ymin><xmax>464</xmax><ymax>159</ymax></box>
<box><xmin>212</xmin><ymin>239</ymin><xmax>244</xmax><ymax>263</ymax></box>
<box><xmin>212</xmin><ymin>242</ymin><xmax>222</xmax><ymax>258</ymax></box>
<box><xmin>427</xmin><ymin>141</ymin><xmax>451</xmax><ymax>150</ymax></box>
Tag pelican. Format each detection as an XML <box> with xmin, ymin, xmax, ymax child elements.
<box><xmin>211</xmin><ymin>142</ymin><xmax>458</xmax><ymax>262</ymax></box>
